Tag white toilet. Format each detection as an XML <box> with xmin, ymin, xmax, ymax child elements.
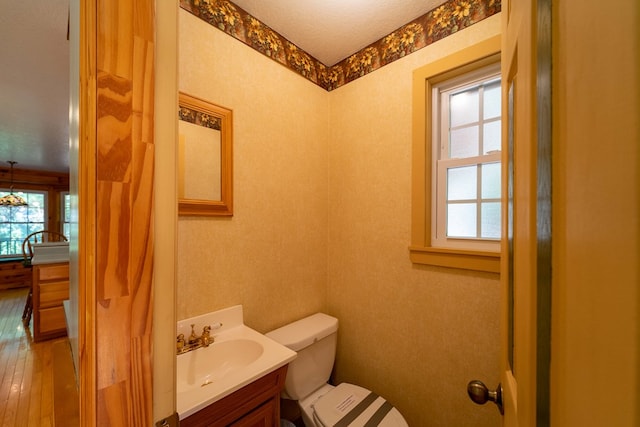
<box><xmin>266</xmin><ymin>313</ymin><xmax>409</xmax><ymax>427</ymax></box>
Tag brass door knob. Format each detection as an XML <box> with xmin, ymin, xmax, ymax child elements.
<box><xmin>467</xmin><ymin>380</ymin><xmax>504</xmax><ymax>414</ymax></box>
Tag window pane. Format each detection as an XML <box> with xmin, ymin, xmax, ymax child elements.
<box><xmin>450</xmin><ymin>88</ymin><xmax>479</xmax><ymax>127</ymax></box>
<box><xmin>0</xmin><ymin>215</ymin><xmax>10</xmax><ymax>254</ymax></box>
<box><xmin>483</xmin><ymin>120</ymin><xmax>501</xmax><ymax>154</ymax></box>
<box><xmin>65</xmin><ymin>195</ymin><xmax>71</xmax><ymax>222</ymax></box>
<box><xmin>448</xmin><ymin>166</ymin><xmax>477</xmax><ymax>200</ymax></box>
<box><xmin>28</xmin><ymin>206</ymin><xmax>45</xmax><ymax>224</ymax></box>
<box><xmin>29</xmin><ymin>223</ymin><xmax>44</xmax><ymax>235</ymax></box>
<box><xmin>450</xmin><ymin>125</ymin><xmax>479</xmax><ymax>158</ymax></box>
<box><xmin>12</xmin><ymin>222</ymin><xmax>28</xmax><ymax>254</ymax></box>
<box><xmin>481</xmin><ymin>202</ymin><xmax>501</xmax><ymax>238</ymax></box>
<box><xmin>447</xmin><ymin>203</ymin><xmax>477</xmax><ymax>237</ymax></box>
<box><xmin>0</xmin><ymin>190</ymin><xmax>47</xmax><ymax>256</ymax></box>
<box><xmin>431</xmin><ymin>66</ymin><xmax>501</xmax><ymax>250</ymax></box>
<box><xmin>483</xmin><ymin>81</ymin><xmax>501</xmax><ymax>119</ymax></box>
<box><xmin>481</xmin><ymin>162</ymin><xmax>501</xmax><ymax>199</ymax></box>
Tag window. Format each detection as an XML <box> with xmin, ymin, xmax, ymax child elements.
<box><xmin>410</xmin><ymin>35</ymin><xmax>501</xmax><ymax>273</ymax></box>
<box><xmin>61</xmin><ymin>192</ymin><xmax>71</xmax><ymax>238</ymax></box>
<box><xmin>433</xmin><ymin>65</ymin><xmax>501</xmax><ymax>251</ymax></box>
<box><xmin>0</xmin><ymin>190</ymin><xmax>47</xmax><ymax>257</ymax></box>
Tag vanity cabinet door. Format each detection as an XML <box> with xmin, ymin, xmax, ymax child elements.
<box><xmin>181</xmin><ymin>365</ymin><xmax>287</xmax><ymax>427</ymax></box>
<box><xmin>228</xmin><ymin>399</ymin><xmax>276</xmax><ymax>427</ymax></box>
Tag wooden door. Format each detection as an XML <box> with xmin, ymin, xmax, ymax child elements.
<box><xmin>500</xmin><ymin>0</ymin><xmax>552</xmax><ymax>424</ymax></box>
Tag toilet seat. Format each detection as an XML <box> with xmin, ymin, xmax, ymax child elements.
<box><xmin>311</xmin><ymin>383</ymin><xmax>408</xmax><ymax>427</ymax></box>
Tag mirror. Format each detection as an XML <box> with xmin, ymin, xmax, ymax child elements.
<box><xmin>178</xmin><ymin>92</ymin><xmax>233</xmax><ymax>216</ymax></box>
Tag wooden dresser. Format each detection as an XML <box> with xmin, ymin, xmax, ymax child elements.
<box><xmin>32</xmin><ymin>262</ymin><xmax>69</xmax><ymax>342</ymax></box>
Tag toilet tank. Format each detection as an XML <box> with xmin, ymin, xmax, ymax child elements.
<box><xmin>266</xmin><ymin>313</ymin><xmax>338</xmax><ymax>400</ymax></box>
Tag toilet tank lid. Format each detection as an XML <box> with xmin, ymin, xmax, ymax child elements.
<box><xmin>266</xmin><ymin>313</ymin><xmax>338</xmax><ymax>352</ymax></box>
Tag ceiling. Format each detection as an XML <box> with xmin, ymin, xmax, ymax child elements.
<box><xmin>231</xmin><ymin>0</ymin><xmax>447</xmax><ymax>66</ymax></box>
<box><xmin>0</xmin><ymin>0</ymin><xmax>70</xmax><ymax>173</ymax></box>
<box><xmin>0</xmin><ymin>0</ymin><xmax>445</xmax><ymax>174</ymax></box>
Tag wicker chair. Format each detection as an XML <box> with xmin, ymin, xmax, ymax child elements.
<box><xmin>21</xmin><ymin>230</ymin><xmax>68</xmax><ymax>326</ymax></box>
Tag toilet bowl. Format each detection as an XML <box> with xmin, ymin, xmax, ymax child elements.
<box><xmin>266</xmin><ymin>313</ymin><xmax>408</xmax><ymax>427</ymax></box>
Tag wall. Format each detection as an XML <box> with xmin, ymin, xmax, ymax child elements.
<box><xmin>67</xmin><ymin>0</ymin><xmax>82</xmax><ymax>412</ymax></box>
<box><xmin>327</xmin><ymin>15</ymin><xmax>501</xmax><ymax>427</ymax></box>
<box><xmin>178</xmin><ymin>8</ymin><xmax>501</xmax><ymax>426</ymax></box>
<box><xmin>177</xmin><ymin>10</ymin><xmax>329</xmax><ymax>331</ymax></box>
<box><xmin>154</xmin><ymin>0</ymin><xmax>178</xmax><ymax>422</ymax></box>
<box><xmin>551</xmin><ymin>0</ymin><xmax>640</xmax><ymax>425</ymax></box>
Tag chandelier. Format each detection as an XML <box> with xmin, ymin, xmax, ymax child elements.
<box><xmin>0</xmin><ymin>161</ymin><xmax>28</xmax><ymax>207</ymax></box>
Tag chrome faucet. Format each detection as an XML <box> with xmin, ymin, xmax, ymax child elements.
<box><xmin>176</xmin><ymin>323</ymin><xmax>221</xmax><ymax>355</ymax></box>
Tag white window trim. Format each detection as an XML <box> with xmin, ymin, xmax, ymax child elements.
<box><xmin>434</xmin><ymin>155</ymin><xmax>501</xmax><ymax>251</ymax></box>
<box><xmin>431</xmin><ymin>63</ymin><xmax>502</xmax><ymax>252</ymax></box>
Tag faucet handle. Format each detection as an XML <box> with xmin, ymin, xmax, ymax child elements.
<box><xmin>211</xmin><ymin>322</ymin><xmax>223</xmax><ymax>330</ymax></box>
<box><xmin>201</xmin><ymin>325</ymin><xmax>213</xmax><ymax>347</ymax></box>
<box><xmin>188</xmin><ymin>324</ymin><xmax>200</xmax><ymax>344</ymax></box>
<box><xmin>200</xmin><ymin>322</ymin><xmax>223</xmax><ymax>347</ymax></box>
<box><xmin>176</xmin><ymin>333</ymin><xmax>185</xmax><ymax>353</ymax></box>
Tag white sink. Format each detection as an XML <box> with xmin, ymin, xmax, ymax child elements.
<box><xmin>177</xmin><ymin>339</ymin><xmax>264</xmax><ymax>393</ymax></box>
<box><xmin>176</xmin><ymin>306</ymin><xmax>297</xmax><ymax>419</ymax></box>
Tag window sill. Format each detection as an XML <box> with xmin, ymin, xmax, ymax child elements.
<box><xmin>409</xmin><ymin>246</ymin><xmax>500</xmax><ymax>273</ymax></box>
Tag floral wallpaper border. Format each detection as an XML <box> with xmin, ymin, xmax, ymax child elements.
<box><xmin>179</xmin><ymin>105</ymin><xmax>222</xmax><ymax>130</ymax></box>
<box><xmin>180</xmin><ymin>0</ymin><xmax>501</xmax><ymax>91</ymax></box>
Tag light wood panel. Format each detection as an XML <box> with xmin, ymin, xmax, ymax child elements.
<box><xmin>73</xmin><ymin>0</ymin><xmax>98</xmax><ymax>425</ymax></box>
<box><xmin>0</xmin><ymin>167</ymin><xmax>69</xmax><ymax>189</ymax></box>
<box><xmin>92</xmin><ymin>0</ymin><xmax>155</xmax><ymax>425</ymax></box>
<box><xmin>0</xmin><ymin>288</ymin><xmax>79</xmax><ymax>427</ymax></box>
<box><xmin>73</xmin><ymin>0</ymin><xmax>156</xmax><ymax>424</ymax></box>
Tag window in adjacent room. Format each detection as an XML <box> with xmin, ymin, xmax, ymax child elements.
<box><xmin>61</xmin><ymin>191</ymin><xmax>71</xmax><ymax>238</ymax></box>
<box><xmin>0</xmin><ymin>190</ymin><xmax>47</xmax><ymax>257</ymax></box>
<box><xmin>410</xmin><ymin>36</ymin><xmax>501</xmax><ymax>273</ymax></box>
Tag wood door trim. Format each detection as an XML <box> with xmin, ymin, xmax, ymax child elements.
<box><xmin>535</xmin><ymin>0</ymin><xmax>552</xmax><ymax>423</ymax></box>
<box><xmin>78</xmin><ymin>0</ymin><xmax>98</xmax><ymax>425</ymax></box>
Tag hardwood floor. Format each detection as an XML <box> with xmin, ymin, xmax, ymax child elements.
<box><xmin>0</xmin><ymin>288</ymin><xmax>78</xmax><ymax>427</ymax></box>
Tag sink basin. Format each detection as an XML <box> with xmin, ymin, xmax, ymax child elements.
<box><xmin>176</xmin><ymin>305</ymin><xmax>297</xmax><ymax>419</ymax></box>
<box><xmin>177</xmin><ymin>339</ymin><xmax>264</xmax><ymax>393</ymax></box>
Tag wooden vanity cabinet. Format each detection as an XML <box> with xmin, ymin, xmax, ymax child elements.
<box><xmin>181</xmin><ymin>365</ymin><xmax>288</xmax><ymax>427</ymax></box>
<box><xmin>32</xmin><ymin>262</ymin><xmax>69</xmax><ymax>342</ymax></box>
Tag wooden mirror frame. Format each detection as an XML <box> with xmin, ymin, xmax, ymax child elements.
<box><xmin>178</xmin><ymin>92</ymin><xmax>233</xmax><ymax>216</ymax></box>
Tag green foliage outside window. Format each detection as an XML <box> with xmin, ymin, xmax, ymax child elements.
<box><xmin>63</xmin><ymin>193</ymin><xmax>71</xmax><ymax>238</ymax></box>
<box><xmin>0</xmin><ymin>191</ymin><xmax>46</xmax><ymax>256</ymax></box>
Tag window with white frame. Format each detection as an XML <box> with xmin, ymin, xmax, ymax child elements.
<box><xmin>61</xmin><ymin>191</ymin><xmax>71</xmax><ymax>238</ymax></box>
<box><xmin>410</xmin><ymin>38</ymin><xmax>500</xmax><ymax>272</ymax></box>
<box><xmin>0</xmin><ymin>190</ymin><xmax>47</xmax><ymax>257</ymax></box>
<box><xmin>432</xmin><ymin>63</ymin><xmax>501</xmax><ymax>251</ymax></box>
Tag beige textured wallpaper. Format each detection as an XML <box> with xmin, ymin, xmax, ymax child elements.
<box><xmin>327</xmin><ymin>15</ymin><xmax>502</xmax><ymax>427</ymax></box>
<box><xmin>178</xmin><ymin>9</ymin><xmax>501</xmax><ymax>426</ymax></box>
<box><xmin>178</xmin><ymin>11</ymin><xmax>328</xmax><ymax>332</ymax></box>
